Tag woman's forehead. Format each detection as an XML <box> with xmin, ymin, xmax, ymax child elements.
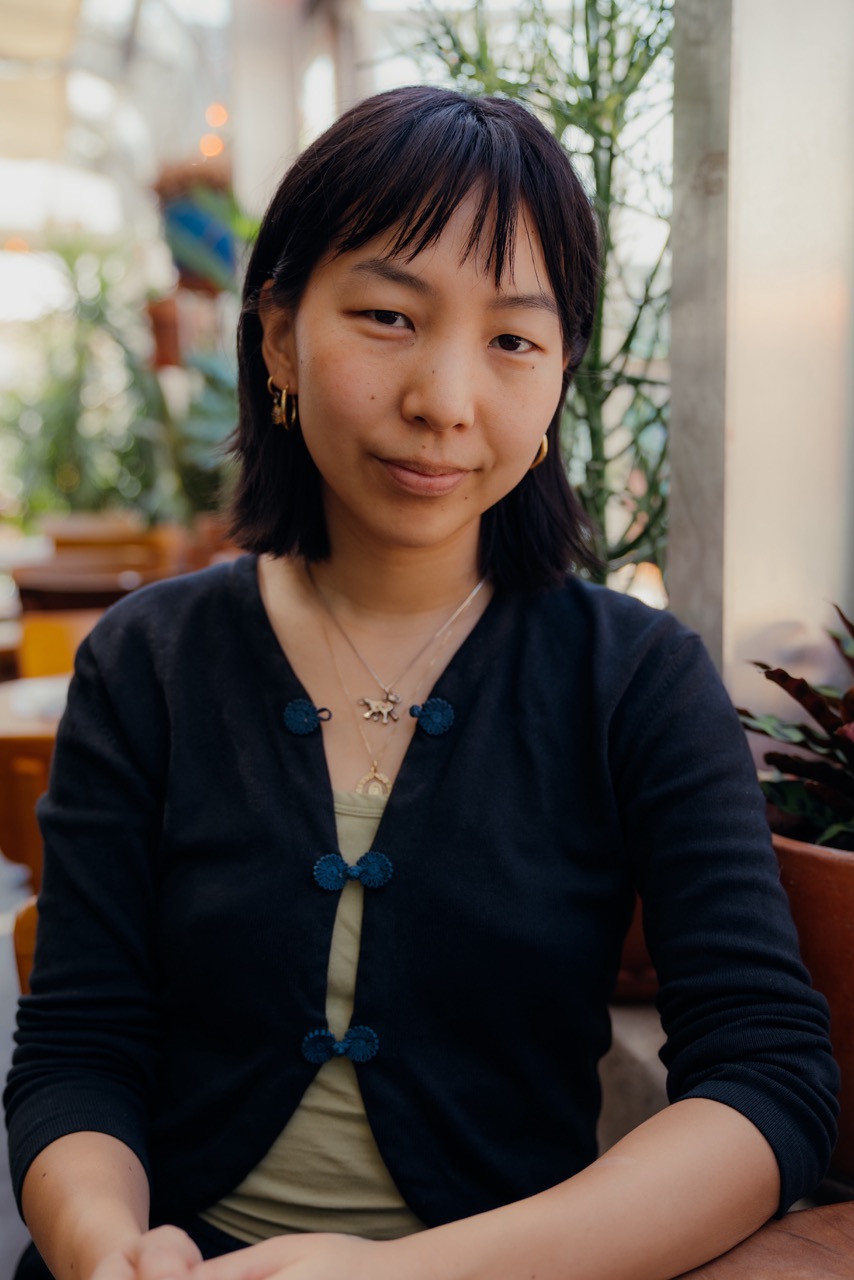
<box><xmin>331</xmin><ymin>192</ymin><xmax>551</xmax><ymax>290</ymax></box>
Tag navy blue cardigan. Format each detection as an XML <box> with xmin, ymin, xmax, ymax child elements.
<box><xmin>5</xmin><ymin>556</ymin><xmax>838</xmax><ymax>1226</ymax></box>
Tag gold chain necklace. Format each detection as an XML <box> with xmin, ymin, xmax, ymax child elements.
<box><xmin>314</xmin><ymin>580</ymin><xmax>485</xmax><ymax>795</ymax></box>
<box><xmin>319</xmin><ymin>616</ymin><xmax>457</xmax><ymax>796</ymax></box>
<box><xmin>308</xmin><ymin>571</ymin><xmax>485</xmax><ymax>728</ymax></box>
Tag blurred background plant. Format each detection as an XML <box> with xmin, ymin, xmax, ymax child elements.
<box><xmin>409</xmin><ymin>0</ymin><xmax>673</xmax><ymax>582</ymax></box>
<box><xmin>737</xmin><ymin>607</ymin><xmax>854</xmax><ymax>852</ymax></box>
<box><xmin>1</xmin><ymin>174</ymin><xmax>254</xmax><ymax>530</ymax></box>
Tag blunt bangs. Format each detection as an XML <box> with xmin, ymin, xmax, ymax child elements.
<box><xmin>229</xmin><ymin>86</ymin><xmax>602</xmax><ymax>589</ymax></box>
<box><xmin>333</xmin><ymin>99</ymin><xmax>522</xmax><ymax>284</ymax></box>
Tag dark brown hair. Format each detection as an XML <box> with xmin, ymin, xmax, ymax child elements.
<box><xmin>229</xmin><ymin>85</ymin><xmax>601</xmax><ymax>590</ymax></box>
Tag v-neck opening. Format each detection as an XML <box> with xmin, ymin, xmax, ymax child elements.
<box><xmin>230</xmin><ymin>553</ymin><xmax>507</xmax><ymax>839</ymax></box>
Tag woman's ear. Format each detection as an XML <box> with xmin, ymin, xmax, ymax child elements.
<box><xmin>259</xmin><ymin>281</ymin><xmax>298</xmax><ymax>392</ymax></box>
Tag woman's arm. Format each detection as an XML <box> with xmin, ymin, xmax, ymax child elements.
<box><xmin>21</xmin><ymin>1132</ymin><xmax>200</xmax><ymax>1280</ymax></box>
<box><xmin>191</xmin><ymin>1097</ymin><xmax>778</xmax><ymax>1280</ymax></box>
<box><xmin>394</xmin><ymin>1097</ymin><xmax>780</xmax><ymax>1280</ymax></box>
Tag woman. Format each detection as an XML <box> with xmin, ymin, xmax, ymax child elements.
<box><xmin>5</xmin><ymin>86</ymin><xmax>838</xmax><ymax>1280</ymax></box>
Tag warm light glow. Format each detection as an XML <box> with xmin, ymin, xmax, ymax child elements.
<box><xmin>3</xmin><ymin>237</ymin><xmax>30</xmax><ymax>253</ymax></box>
<box><xmin>199</xmin><ymin>134</ymin><xmax>225</xmax><ymax>158</ymax></box>
<box><xmin>205</xmin><ymin>102</ymin><xmax>229</xmax><ymax>128</ymax></box>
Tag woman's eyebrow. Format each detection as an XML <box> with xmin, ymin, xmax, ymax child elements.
<box><xmin>490</xmin><ymin>291</ymin><xmax>559</xmax><ymax>317</ymax></box>
<box><xmin>348</xmin><ymin>258</ymin><xmax>558</xmax><ymax>317</ymax></box>
<box><xmin>348</xmin><ymin>259</ymin><xmax>433</xmax><ymax>295</ymax></box>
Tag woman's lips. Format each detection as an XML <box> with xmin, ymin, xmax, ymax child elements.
<box><xmin>379</xmin><ymin>458</ymin><xmax>470</xmax><ymax>496</ymax></box>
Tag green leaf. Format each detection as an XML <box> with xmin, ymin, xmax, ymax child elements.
<box><xmin>736</xmin><ymin>711</ymin><xmax>823</xmax><ymax>747</ymax></box>
<box><xmin>816</xmin><ymin>820</ymin><xmax>854</xmax><ymax>848</ymax></box>
<box><xmin>761</xmin><ymin>778</ymin><xmax>838</xmax><ymax>830</ymax></box>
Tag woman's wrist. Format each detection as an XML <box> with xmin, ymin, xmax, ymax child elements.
<box><xmin>66</xmin><ymin>1209</ymin><xmax>145</xmax><ymax>1280</ymax></box>
<box><xmin>21</xmin><ymin>1132</ymin><xmax>150</xmax><ymax>1280</ymax></box>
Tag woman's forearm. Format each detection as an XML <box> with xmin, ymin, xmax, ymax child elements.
<box><xmin>21</xmin><ymin>1131</ymin><xmax>149</xmax><ymax>1280</ymax></box>
<box><xmin>386</xmin><ymin>1098</ymin><xmax>781</xmax><ymax>1280</ymax></box>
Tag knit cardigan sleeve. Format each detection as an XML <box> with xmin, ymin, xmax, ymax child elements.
<box><xmin>4</xmin><ymin>621</ymin><xmax>168</xmax><ymax>1208</ymax></box>
<box><xmin>607</xmin><ymin>622</ymin><xmax>839</xmax><ymax>1213</ymax></box>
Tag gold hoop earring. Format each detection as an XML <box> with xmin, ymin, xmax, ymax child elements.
<box><xmin>283</xmin><ymin>385</ymin><xmax>299</xmax><ymax>431</ymax></box>
<box><xmin>267</xmin><ymin>375</ymin><xmax>284</xmax><ymax>425</ymax></box>
<box><xmin>267</xmin><ymin>376</ymin><xmax>299</xmax><ymax>430</ymax></box>
<box><xmin>529</xmin><ymin>434</ymin><xmax>549</xmax><ymax>471</ymax></box>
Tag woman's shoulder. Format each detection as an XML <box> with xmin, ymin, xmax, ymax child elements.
<box><xmin>503</xmin><ymin>575</ymin><xmax>715</xmax><ymax>718</ymax></box>
<box><xmin>89</xmin><ymin>554</ymin><xmax>255</xmax><ymax>637</ymax></box>
<box><xmin>531</xmin><ymin>574</ymin><xmax>698</xmax><ymax>659</ymax></box>
<box><xmin>77</xmin><ymin>554</ymin><xmax>259</xmax><ymax>687</ymax></box>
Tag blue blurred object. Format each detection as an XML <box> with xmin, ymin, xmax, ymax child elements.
<box><xmin>161</xmin><ymin>190</ymin><xmax>237</xmax><ymax>293</ymax></box>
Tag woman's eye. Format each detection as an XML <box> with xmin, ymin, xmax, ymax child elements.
<box><xmin>492</xmin><ymin>333</ymin><xmax>536</xmax><ymax>353</ymax></box>
<box><xmin>365</xmin><ymin>309</ymin><xmax>409</xmax><ymax>328</ymax></box>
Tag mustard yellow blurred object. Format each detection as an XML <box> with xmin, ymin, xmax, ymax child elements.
<box><xmin>18</xmin><ymin>610</ymin><xmax>103</xmax><ymax>677</ymax></box>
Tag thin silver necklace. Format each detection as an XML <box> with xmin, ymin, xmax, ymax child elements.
<box><xmin>308</xmin><ymin>569</ymin><xmax>486</xmax><ymax>727</ymax></box>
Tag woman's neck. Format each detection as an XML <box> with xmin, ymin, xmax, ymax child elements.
<box><xmin>308</xmin><ymin>520</ymin><xmax>484</xmax><ymax>623</ymax></box>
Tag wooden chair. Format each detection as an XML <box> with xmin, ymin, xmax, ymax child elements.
<box><xmin>0</xmin><ymin>738</ymin><xmax>51</xmax><ymax>891</ymax></box>
<box><xmin>17</xmin><ymin>609</ymin><xmax>102</xmax><ymax>678</ymax></box>
<box><xmin>13</xmin><ymin>895</ymin><xmax>38</xmax><ymax>995</ymax></box>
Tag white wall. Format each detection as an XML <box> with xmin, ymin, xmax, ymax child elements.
<box><xmin>723</xmin><ymin>0</ymin><xmax>854</xmax><ymax>707</ymax></box>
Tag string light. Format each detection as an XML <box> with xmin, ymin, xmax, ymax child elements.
<box><xmin>205</xmin><ymin>103</ymin><xmax>229</xmax><ymax>128</ymax></box>
<box><xmin>199</xmin><ymin>134</ymin><xmax>225</xmax><ymax>158</ymax></box>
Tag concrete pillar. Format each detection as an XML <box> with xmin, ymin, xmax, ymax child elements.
<box><xmin>669</xmin><ymin>0</ymin><xmax>854</xmax><ymax>707</ymax></box>
<box><xmin>668</xmin><ymin>0</ymin><xmax>731</xmax><ymax>670</ymax></box>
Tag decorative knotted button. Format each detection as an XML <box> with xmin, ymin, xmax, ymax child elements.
<box><xmin>301</xmin><ymin>1025</ymin><xmax>379</xmax><ymax>1064</ymax></box>
<box><xmin>283</xmin><ymin>698</ymin><xmax>332</xmax><ymax>735</ymax></box>
<box><xmin>409</xmin><ymin>697</ymin><xmax>454</xmax><ymax>736</ymax></box>
<box><xmin>313</xmin><ymin>850</ymin><xmax>393</xmax><ymax>891</ymax></box>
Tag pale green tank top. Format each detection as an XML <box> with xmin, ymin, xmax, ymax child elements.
<box><xmin>200</xmin><ymin>789</ymin><xmax>425</xmax><ymax>1243</ymax></box>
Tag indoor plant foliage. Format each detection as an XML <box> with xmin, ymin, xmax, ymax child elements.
<box><xmin>410</xmin><ymin>0</ymin><xmax>673</xmax><ymax>580</ymax></box>
<box><xmin>2</xmin><ymin>244</ymin><xmax>236</xmax><ymax>527</ymax></box>
<box><xmin>737</xmin><ymin>606</ymin><xmax>854</xmax><ymax>852</ymax></box>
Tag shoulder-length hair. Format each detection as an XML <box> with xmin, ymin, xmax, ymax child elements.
<box><xmin>229</xmin><ymin>85</ymin><xmax>601</xmax><ymax>591</ymax></box>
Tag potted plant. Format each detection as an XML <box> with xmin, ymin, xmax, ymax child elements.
<box><xmin>737</xmin><ymin>606</ymin><xmax>854</xmax><ymax>1185</ymax></box>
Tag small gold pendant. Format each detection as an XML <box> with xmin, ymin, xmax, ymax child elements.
<box><xmin>358</xmin><ymin>692</ymin><xmax>401</xmax><ymax>724</ymax></box>
<box><xmin>355</xmin><ymin>762</ymin><xmax>392</xmax><ymax>797</ymax></box>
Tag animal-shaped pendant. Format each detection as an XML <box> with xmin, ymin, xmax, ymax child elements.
<box><xmin>359</xmin><ymin>692</ymin><xmax>401</xmax><ymax>724</ymax></box>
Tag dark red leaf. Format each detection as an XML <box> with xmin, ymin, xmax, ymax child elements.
<box><xmin>841</xmin><ymin>684</ymin><xmax>854</xmax><ymax>723</ymax></box>
<box><xmin>832</xmin><ymin>721</ymin><xmax>854</xmax><ymax>766</ymax></box>
<box><xmin>764</xmin><ymin>752</ymin><xmax>854</xmax><ymax>798</ymax></box>
<box><xmin>805</xmin><ymin>780</ymin><xmax>854</xmax><ymax>819</ymax></box>
<box><xmin>762</xmin><ymin>667</ymin><xmax>842</xmax><ymax>734</ymax></box>
<box><xmin>829</xmin><ymin>631</ymin><xmax>854</xmax><ymax>677</ymax></box>
<box><xmin>833</xmin><ymin>603</ymin><xmax>854</xmax><ymax>641</ymax></box>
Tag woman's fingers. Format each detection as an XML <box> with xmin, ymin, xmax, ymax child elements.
<box><xmin>90</xmin><ymin>1226</ymin><xmax>203</xmax><ymax>1280</ymax></box>
<box><xmin>136</xmin><ymin>1227</ymin><xmax>204</xmax><ymax>1280</ymax></box>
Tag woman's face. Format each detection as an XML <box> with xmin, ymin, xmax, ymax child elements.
<box><xmin>261</xmin><ymin>197</ymin><xmax>567</xmax><ymax>562</ymax></box>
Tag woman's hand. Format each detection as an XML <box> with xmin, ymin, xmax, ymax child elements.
<box><xmin>189</xmin><ymin>1232</ymin><xmax>389</xmax><ymax>1280</ymax></box>
<box><xmin>89</xmin><ymin>1226</ymin><xmax>202</xmax><ymax>1280</ymax></box>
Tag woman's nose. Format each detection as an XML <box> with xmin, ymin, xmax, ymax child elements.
<box><xmin>400</xmin><ymin>348</ymin><xmax>476</xmax><ymax>433</ymax></box>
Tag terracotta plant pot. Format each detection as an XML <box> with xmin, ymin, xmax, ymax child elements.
<box><xmin>146</xmin><ymin>295</ymin><xmax>182</xmax><ymax>368</ymax></box>
<box><xmin>773</xmin><ymin>833</ymin><xmax>854</xmax><ymax>1182</ymax></box>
